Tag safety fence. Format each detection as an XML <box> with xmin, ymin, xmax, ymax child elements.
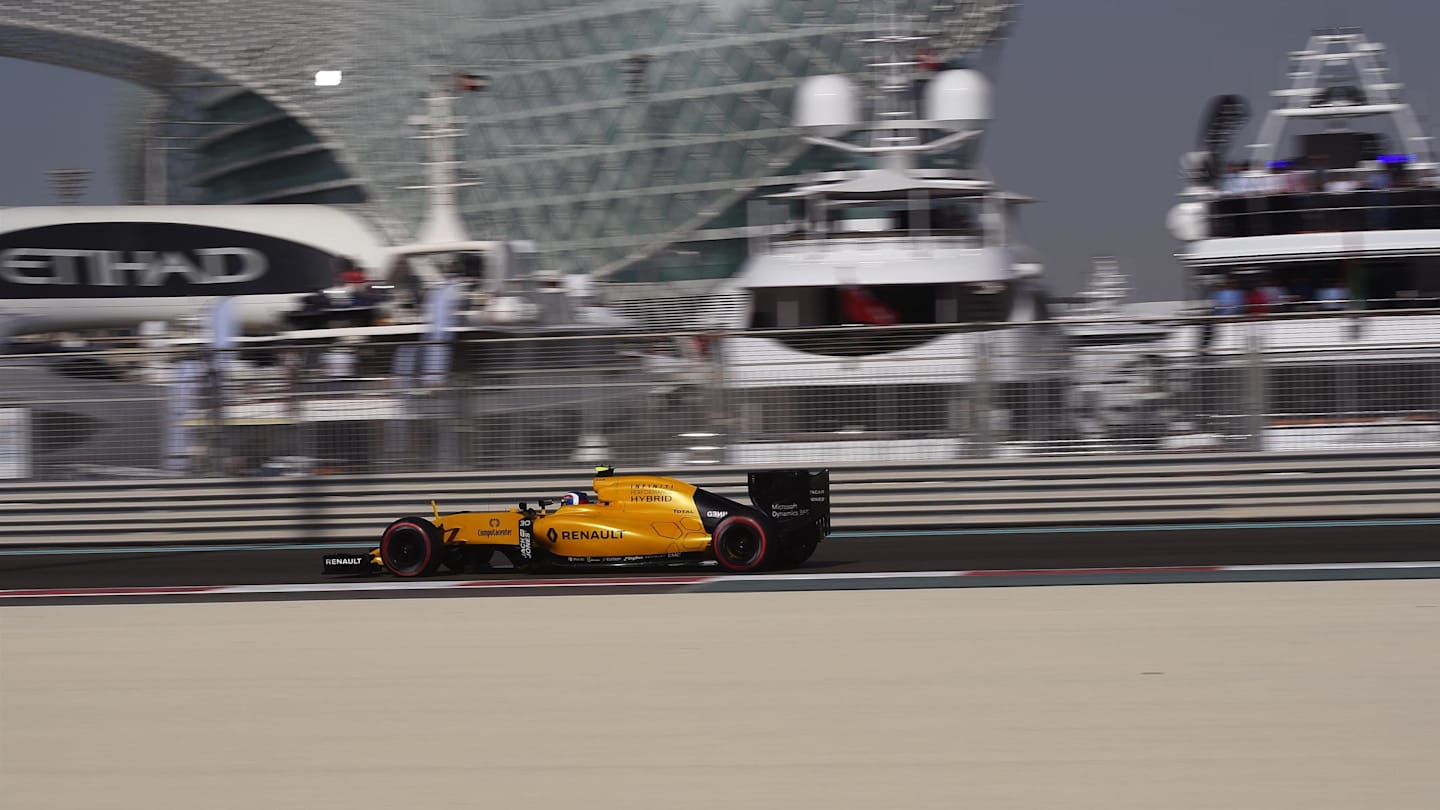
<box><xmin>1</xmin><ymin>449</ymin><xmax>1436</xmax><ymax>547</ymax></box>
<box><xmin>1</xmin><ymin>308</ymin><xmax>1439</xmax><ymax>480</ymax></box>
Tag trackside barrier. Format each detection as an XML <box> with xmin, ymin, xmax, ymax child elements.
<box><xmin>1</xmin><ymin>449</ymin><xmax>1438</xmax><ymax>547</ymax></box>
<box><xmin>7</xmin><ymin>308</ymin><xmax>1440</xmax><ymax>479</ymax></box>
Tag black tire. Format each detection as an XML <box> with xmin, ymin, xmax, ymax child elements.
<box><xmin>712</xmin><ymin>515</ymin><xmax>768</xmax><ymax>572</ymax></box>
<box><xmin>379</xmin><ymin>517</ymin><xmax>444</xmax><ymax>577</ymax></box>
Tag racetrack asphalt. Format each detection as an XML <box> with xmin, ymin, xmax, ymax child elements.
<box><xmin>3</xmin><ymin>521</ymin><xmax>1438</xmax><ymax>591</ymax></box>
<box><xmin>10</xmin><ymin>582</ymin><xmax>1440</xmax><ymax>808</ymax></box>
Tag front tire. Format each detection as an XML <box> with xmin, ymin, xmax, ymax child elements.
<box><xmin>712</xmin><ymin>515</ymin><xmax>768</xmax><ymax>572</ymax></box>
<box><xmin>379</xmin><ymin>517</ymin><xmax>444</xmax><ymax>577</ymax></box>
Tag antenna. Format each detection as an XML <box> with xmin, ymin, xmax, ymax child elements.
<box><xmin>1081</xmin><ymin>256</ymin><xmax>1130</xmax><ymax>314</ymax></box>
<box><xmin>404</xmin><ymin>68</ymin><xmax>490</xmax><ymax>244</ymax></box>
<box><xmin>46</xmin><ymin>168</ymin><xmax>91</xmax><ymax>205</ymax></box>
<box><xmin>1249</xmin><ymin>29</ymin><xmax>1434</xmax><ymax>170</ymax></box>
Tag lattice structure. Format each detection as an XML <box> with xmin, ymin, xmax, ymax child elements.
<box><xmin>0</xmin><ymin>0</ymin><xmax>1016</xmax><ymax>271</ymax></box>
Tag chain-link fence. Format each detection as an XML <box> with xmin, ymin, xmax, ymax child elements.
<box><xmin>3</xmin><ymin>308</ymin><xmax>1438</xmax><ymax>480</ymax></box>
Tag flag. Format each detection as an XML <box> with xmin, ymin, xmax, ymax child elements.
<box><xmin>453</xmin><ymin>72</ymin><xmax>489</xmax><ymax>92</ymax></box>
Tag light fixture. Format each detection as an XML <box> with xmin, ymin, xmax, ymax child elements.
<box><xmin>314</xmin><ymin>70</ymin><xmax>343</xmax><ymax>87</ymax></box>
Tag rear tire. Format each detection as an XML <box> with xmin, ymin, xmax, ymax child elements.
<box><xmin>712</xmin><ymin>515</ymin><xmax>768</xmax><ymax>572</ymax></box>
<box><xmin>379</xmin><ymin>517</ymin><xmax>444</xmax><ymax>577</ymax></box>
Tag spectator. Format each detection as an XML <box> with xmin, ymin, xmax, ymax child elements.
<box><xmin>1211</xmin><ymin>277</ymin><xmax>1245</xmax><ymax>316</ymax></box>
<box><xmin>1243</xmin><ymin>279</ymin><xmax>1273</xmax><ymax>315</ymax></box>
<box><xmin>1388</xmin><ymin>161</ymin><xmax>1412</xmax><ymax>187</ymax></box>
<box><xmin>1220</xmin><ymin>162</ymin><xmax>1247</xmax><ymax>195</ymax></box>
<box><xmin>1260</xmin><ymin>169</ymin><xmax>1287</xmax><ymax>195</ymax></box>
<box><xmin>1364</xmin><ymin>161</ymin><xmax>1392</xmax><ymax>190</ymax></box>
<box><xmin>389</xmin><ymin>256</ymin><xmax>423</xmax><ymax>312</ymax></box>
<box><xmin>911</xmin><ymin>46</ymin><xmax>942</xmax><ymax>105</ymax></box>
<box><xmin>1309</xmin><ymin>153</ymin><xmax>1331</xmax><ymax>192</ymax></box>
<box><xmin>1260</xmin><ymin>277</ymin><xmax>1289</xmax><ymax>309</ymax></box>
<box><xmin>915</xmin><ymin>46</ymin><xmax>942</xmax><ymax>72</ymax></box>
<box><xmin>1233</xmin><ymin>164</ymin><xmax>1272</xmax><ymax>196</ymax></box>
<box><xmin>1289</xmin><ymin>277</ymin><xmax>1316</xmax><ymax>309</ymax></box>
<box><xmin>1316</xmin><ymin>281</ymin><xmax>1349</xmax><ymax>310</ymax></box>
<box><xmin>1284</xmin><ymin>163</ymin><xmax>1312</xmax><ymax>193</ymax></box>
<box><xmin>1324</xmin><ymin>175</ymin><xmax>1359</xmax><ymax>193</ymax></box>
<box><xmin>335</xmin><ymin>256</ymin><xmax>366</xmax><ymax>287</ymax></box>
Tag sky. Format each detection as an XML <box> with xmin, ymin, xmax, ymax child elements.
<box><xmin>1</xmin><ymin>0</ymin><xmax>1437</xmax><ymax>301</ymax></box>
<box><xmin>0</xmin><ymin>56</ymin><xmax>127</xmax><ymax>206</ymax></box>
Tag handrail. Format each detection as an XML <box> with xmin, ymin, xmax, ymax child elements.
<box><xmin>1208</xmin><ymin>188</ymin><xmax>1440</xmax><ymax>237</ymax></box>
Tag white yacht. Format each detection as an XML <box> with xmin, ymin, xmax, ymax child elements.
<box><xmin>1170</xmin><ymin>27</ymin><xmax>1440</xmax><ymax>310</ymax></box>
<box><xmin>1164</xmin><ymin>27</ymin><xmax>1440</xmax><ymax>451</ymax></box>
<box><xmin>706</xmin><ymin>32</ymin><xmax>1062</xmax><ymax>465</ymax></box>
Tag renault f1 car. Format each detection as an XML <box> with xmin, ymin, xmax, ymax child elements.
<box><xmin>322</xmin><ymin>467</ymin><xmax>830</xmax><ymax>577</ymax></box>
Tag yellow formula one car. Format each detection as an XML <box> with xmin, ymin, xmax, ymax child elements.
<box><xmin>322</xmin><ymin>466</ymin><xmax>830</xmax><ymax>576</ymax></box>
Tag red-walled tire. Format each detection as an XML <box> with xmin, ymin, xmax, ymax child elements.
<box><xmin>380</xmin><ymin>517</ymin><xmax>443</xmax><ymax>577</ymax></box>
<box><xmin>712</xmin><ymin>515</ymin><xmax>768</xmax><ymax>572</ymax></box>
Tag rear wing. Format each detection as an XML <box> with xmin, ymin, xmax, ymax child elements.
<box><xmin>747</xmin><ymin>468</ymin><xmax>831</xmax><ymax>538</ymax></box>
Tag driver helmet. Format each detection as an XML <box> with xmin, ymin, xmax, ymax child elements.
<box><xmin>560</xmin><ymin>491</ymin><xmax>590</xmax><ymax>506</ymax></box>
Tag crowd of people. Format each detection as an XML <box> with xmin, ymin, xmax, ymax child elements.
<box><xmin>1207</xmin><ymin>158</ymin><xmax>1440</xmax><ymax>237</ymax></box>
<box><xmin>1208</xmin><ymin>274</ymin><xmax>1350</xmax><ymax>316</ymax></box>
<box><xmin>1215</xmin><ymin>157</ymin><xmax>1433</xmax><ymax>198</ymax></box>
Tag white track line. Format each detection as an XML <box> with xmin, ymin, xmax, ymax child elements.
<box><xmin>5</xmin><ymin>562</ymin><xmax>1440</xmax><ymax>600</ymax></box>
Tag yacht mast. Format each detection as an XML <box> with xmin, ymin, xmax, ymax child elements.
<box><xmin>407</xmin><ymin>71</ymin><xmax>485</xmax><ymax>245</ymax></box>
<box><xmin>1249</xmin><ymin>28</ymin><xmax>1436</xmax><ymax>170</ymax></box>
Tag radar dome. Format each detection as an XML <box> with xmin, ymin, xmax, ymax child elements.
<box><xmin>924</xmin><ymin>69</ymin><xmax>992</xmax><ymax>131</ymax></box>
<box><xmin>1167</xmin><ymin>202</ymin><xmax>1209</xmax><ymax>242</ymax></box>
<box><xmin>795</xmin><ymin>75</ymin><xmax>859</xmax><ymax>137</ymax></box>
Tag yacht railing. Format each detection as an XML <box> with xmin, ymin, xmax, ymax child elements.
<box><xmin>748</xmin><ymin>193</ymin><xmax>990</xmax><ymax>254</ymax></box>
<box><xmin>768</xmin><ymin>229</ymin><xmax>984</xmax><ymax>249</ymax></box>
<box><xmin>1208</xmin><ymin>188</ymin><xmax>1440</xmax><ymax>237</ymax></box>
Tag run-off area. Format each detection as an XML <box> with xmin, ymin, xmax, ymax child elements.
<box><xmin>3</xmin><ymin>581</ymin><xmax>1439</xmax><ymax>809</ymax></box>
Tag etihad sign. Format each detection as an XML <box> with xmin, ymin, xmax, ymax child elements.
<box><xmin>0</xmin><ymin>248</ymin><xmax>269</xmax><ymax>288</ymax></box>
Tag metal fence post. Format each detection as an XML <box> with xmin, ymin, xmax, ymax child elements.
<box><xmin>707</xmin><ymin>332</ymin><xmax>732</xmax><ymax>463</ymax></box>
<box><xmin>455</xmin><ymin>354</ymin><xmax>476</xmax><ymax>471</ymax></box>
<box><xmin>441</xmin><ymin>344</ymin><xmax>467</xmax><ymax>472</ymax></box>
<box><xmin>1339</xmin><ymin>316</ymin><xmax>1359</xmax><ymax>422</ymax></box>
<box><xmin>203</xmin><ymin>347</ymin><xmax>224</xmax><ymax>476</ymax></box>
<box><xmin>973</xmin><ymin>331</ymin><xmax>994</xmax><ymax>457</ymax></box>
<box><xmin>1244</xmin><ymin>321</ymin><xmax>1266</xmax><ymax>452</ymax></box>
